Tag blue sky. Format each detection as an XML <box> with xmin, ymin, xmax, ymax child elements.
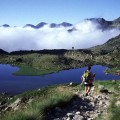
<box><xmin>0</xmin><ymin>0</ymin><xmax>120</xmax><ymax>26</ymax></box>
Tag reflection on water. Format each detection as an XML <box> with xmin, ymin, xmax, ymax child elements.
<box><xmin>0</xmin><ymin>64</ymin><xmax>120</xmax><ymax>94</ymax></box>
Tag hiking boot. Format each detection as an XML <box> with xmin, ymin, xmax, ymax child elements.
<box><xmin>85</xmin><ymin>93</ymin><xmax>88</xmax><ymax>96</ymax></box>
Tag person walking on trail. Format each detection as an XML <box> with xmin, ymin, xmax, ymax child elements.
<box><xmin>81</xmin><ymin>66</ymin><xmax>95</xmax><ymax>96</ymax></box>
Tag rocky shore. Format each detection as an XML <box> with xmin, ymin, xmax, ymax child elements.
<box><xmin>0</xmin><ymin>92</ymin><xmax>14</xmax><ymax>114</ymax></box>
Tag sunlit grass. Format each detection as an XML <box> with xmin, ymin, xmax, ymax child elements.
<box><xmin>13</xmin><ymin>64</ymin><xmax>60</xmax><ymax>76</ymax></box>
<box><xmin>1</xmin><ymin>85</ymin><xmax>75</xmax><ymax>120</ymax></box>
<box><xmin>1</xmin><ymin>81</ymin><xmax>120</xmax><ymax>120</ymax></box>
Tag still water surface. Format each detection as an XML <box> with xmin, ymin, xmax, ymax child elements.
<box><xmin>0</xmin><ymin>64</ymin><xmax>120</xmax><ymax>94</ymax></box>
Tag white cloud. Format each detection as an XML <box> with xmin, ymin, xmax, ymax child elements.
<box><xmin>0</xmin><ymin>21</ymin><xmax>120</xmax><ymax>52</ymax></box>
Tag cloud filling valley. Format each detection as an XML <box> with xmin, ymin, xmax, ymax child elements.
<box><xmin>0</xmin><ymin>20</ymin><xmax>120</xmax><ymax>52</ymax></box>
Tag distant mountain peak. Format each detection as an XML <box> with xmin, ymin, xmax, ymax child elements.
<box><xmin>50</xmin><ymin>22</ymin><xmax>72</xmax><ymax>28</ymax></box>
<box><xmin>60</xmin><ymin>22</ymin><xmax>72</xmax><ymax>27</ymax></box>
<box><xmin>1</xmin><ymin>17</ymin><xmax>120</xmax><ymax>30</ymax></box>
<box><xmin>24</xmin><ymin>22</ymin><xmax>47</xmax><ymax>29</ymax></box>
<box><xmin>85</xmin><ymin>17</ymin><xmax>111</xmax><ymax>24</ymax></box>
<box><xmin>50</xmin><ymin>23</ymin><xmax>57</xmax><ymax>28</ymax></box>
<box><xmin>85</xmin><ymin>17</ymin><xmax>112</xmax><ymax>30</ymax></box>
<box><xmin>24</xmin><ymin>22</ymin><xmax>74</xmax><ymax>29</ymax></box>
<box><xmin>86</xmin><ymin>17</ymin><xmax>105</xmax><ymax>21</ymax></box>
<box><xmin>36</xmin><ymin>22</ymin><xmax>47</xmax><ymax>28</ymax></box>
<box><xmin>2</xmin><ymin>24</ymin><xmax>10</xmax><ymax>27</ymax></box>
<box><xmin>24</xmin><ymin>24</ymin><xmax>36</xmax><ymax>28</ymax></box>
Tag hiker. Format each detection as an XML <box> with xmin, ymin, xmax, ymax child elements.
<box><xmin>81</xmin><ymin>66</ymin><xmax>95</xmax><ymax>96</ymax></box>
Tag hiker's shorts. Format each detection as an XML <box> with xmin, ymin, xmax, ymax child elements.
<box><xmin>84</xmin><ymin>82</ymin><xmax>93</xmax><ymax>87</ymax></box>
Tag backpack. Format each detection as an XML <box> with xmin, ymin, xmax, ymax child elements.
<box><xmin>83</xmin><ymin>70</ymin><xmax>91</xmax><ymax>83</ymax></box>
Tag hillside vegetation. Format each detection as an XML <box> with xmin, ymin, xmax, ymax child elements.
<box><xmin>89</xmin><ymin>34</ymin><xmax>120</xmax><ymax>73</ymax></box>
<box><xmin>0</xmin><ymin>80</ymin><xmax>120</xmax><ymax>120</ymax></box>
<box><xmin>90</xmin><ymin>34</ymin><xmax>120</xmax><ymax>53</ymax></box>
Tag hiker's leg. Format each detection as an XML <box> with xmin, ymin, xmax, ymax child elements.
<box><xmin>85</xmin><ymin>86</ymin><xmax>89</xmax><ymax>94</ymax></box>
<box><xmin>85</xmin><ymin>86</ymin><xmax>87</xmax><ymax>94</ymax></box>
<box><xmin>87</xmin><ymin>86</ymin><xmax>91</xmax><ymax>94</ymax></box>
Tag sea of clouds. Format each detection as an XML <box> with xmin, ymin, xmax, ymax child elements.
<box><xmin>0</xmin><ymin>20</ymin><xmax>120</xmax><ymax>52</ymax></box>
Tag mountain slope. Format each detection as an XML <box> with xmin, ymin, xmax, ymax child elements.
<box><xmin>90</xmin><ymin>34</ymin><xmax>120</xmax><ymax>53</ymax></box>
<box><xmin>86</xmin><ymin>18</ymin><xmax>112</xmax><ymax>30</ymax></box>
<box><xmin>0</xmin><ymin>49</ymin><xmax>8</xmax><ymax>54</ymax></box>
<box><xmin>111</xmin><ymin>17</ymin><xmax>120</xmax><ymax>27</ymax></box>
<box><xmin>89</xmin><ymin>34</ymin><xmax>120</xmax><ymax>70</ymax></box>
<box><xmin>86</xmin><ymin>17</ymin><xmax>120</xmax><ymax>30</ymax></box>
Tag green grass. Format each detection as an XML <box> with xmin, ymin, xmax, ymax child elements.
<box><xmin>1</xmin><ymin>53</ymin><xmax>80</xmax><ymax>76</ymax></box>
<box><xmin>11</xmin><ymin>54</ymin><xmax>66</xmax><ymax>76</ymax></box>
<box><xmin>2</xmin><ymin>93</ymin><xmax>74</xmax><ymax>120</ymax></box>
<box><xmin>94</xmin><ymin>80</ymin><xmax>120</xmax><ymax>92</ymax></box>
<box><xmin>95</xmin><ymin>80</ymin><xmax>120</xmax><ymax>120</ymax></box>
<box><xmin>107</xmin><ymin>80</ymin><xmax>120</xmax><ymax>120</ymax></box>
<box><xmin>1</xmin><ymin>85</ymin><xmax>75</xmax><ymax>120</ymax></box>
<box><xmin>13</xmin><ymin>64</ymin><xmax>60</xmax><ymax>76</ymax></box>
<box><xmin>107</xmin><ymin>95</ymin><xmax>120</xmax><ymax>120</ymax></box>
<box><xmin>106</xmin><ymin>67</ymin><xmax>120</xmax><ymax>74</ymax></box>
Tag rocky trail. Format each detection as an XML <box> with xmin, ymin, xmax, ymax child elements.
<box><xmin>1</xmin><ymin>83</ymin><xmax>119</xmax><ymax>120</ymax></box>
<box><xmin>45</xmin><ymin>88</ymin><xmax>111</xmax><ymax>120</ymax></box>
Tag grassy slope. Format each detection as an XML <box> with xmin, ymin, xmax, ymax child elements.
<box><xmin>90</xmin><ymin>34</ymin><xmax>120</xmax><ymax>53</ymax></box>
<box><xmin>94</xmin><ymin>80</ymin><xmax>120</xmax><ymax>120</ymax></box>
<box><xmin>1</xmin><ymin>85</ymin><xmax>76</xmax><ymax>120</ymax></box>
<box><xmin>90</xmin><ymin>34</ymin><xmax>120</xmax><ymax>73</ymax></box>
<box><xmin>1</xmin><ymin>80</ymin><xmax>120</xmax><ymax>120</ymax></box>
<box><xmin>2</xmin><ymin>52</ymin><xmax>79</xmax><ymax>76</ymax></box>
<box><xmin>10</xmin><ymin>54</ymin><xmax>65</xmax><ymax>76</ymax></box>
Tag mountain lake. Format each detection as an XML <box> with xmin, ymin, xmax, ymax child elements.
<box><xmin>0</xmin><ymin>64</ymin><xmax>120</xmax><ymax>95</ymax></box>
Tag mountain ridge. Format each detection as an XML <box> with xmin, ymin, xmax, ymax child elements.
<box><xmin>90</xmin><ymin>34</ymin><xmax>120</xmax><ymax>53</ymax></box>
<box><xmin>1</xmin><ymin>17</ymin><xmax>120</xmax><ymax>29</ymax></box>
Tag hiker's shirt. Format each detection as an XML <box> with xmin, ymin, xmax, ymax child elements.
<box><xmin>82</xmin><ymin>70</ymin><xmax>94</xmax><ymax>85</ymax></box>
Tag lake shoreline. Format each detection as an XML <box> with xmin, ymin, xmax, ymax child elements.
<box><xmin>0</xmin><ymin>64</ymin><xmax>120</xmax><ymax>95</ymax></box>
